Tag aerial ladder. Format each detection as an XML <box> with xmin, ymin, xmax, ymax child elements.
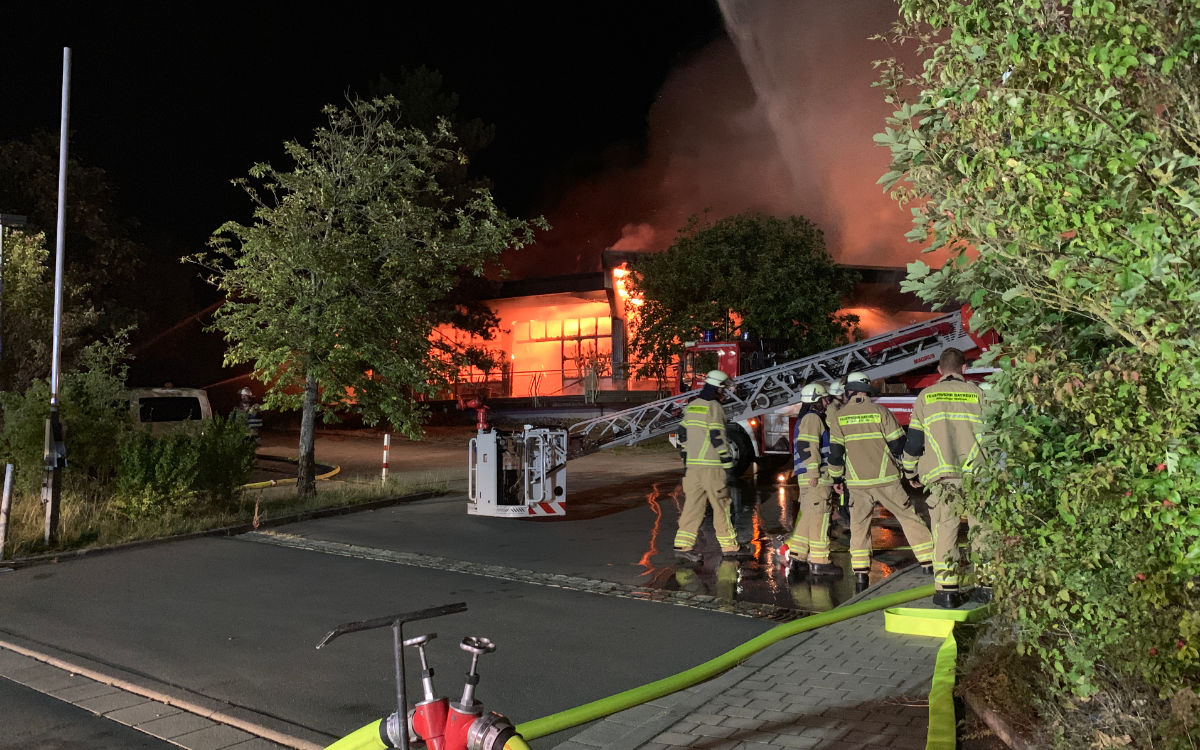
<box><xmin>466</xmin><ymin>307</ymin><xmax>986</xmax><ymax>517</ymax></box>
<box><xmin>567</xmin><ymin>307</ymin><xmax>985</xmax><ymax>458</ymax></box>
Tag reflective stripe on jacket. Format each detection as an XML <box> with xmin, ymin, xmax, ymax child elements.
<box><xmin>681</xmin><ymin>397</ymin><xmax>731</xmax><ymax>467</ymax></box>
<box><xmin>828</xmin><ymin>394</ymin><xmax>905</xmax><ymax>487</ymax></box>
<box><xmin>902</xmin><ymin>374</ymin><xmax>985</xmax><ymax>484</ymax></box>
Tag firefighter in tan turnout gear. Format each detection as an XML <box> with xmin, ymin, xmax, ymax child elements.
<box><xmin>673</xmin><ymin>370</ymin><xmax>750</xmax><ymax>565</ymax></box>
<box><xmin>828</xmin><ymin>376</ymin><xmax>935</xmax><ymax>591</ymax></box>
<box><xmin>902</xmin><ymin>348</ymin><xmax>988</xmax><ymax>608</ymax></box>
<box><xmin>781</xmin><ymin>382</ymin><xmax>842</xmax><ymax>576</ymax></box>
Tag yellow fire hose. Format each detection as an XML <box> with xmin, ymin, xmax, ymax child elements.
<box><xmin>242</xmin><ymin>458</ymin><xmax>341</xmax><ymax>490</ymax></box>
<box><xmin>884</xmin><ymin>603</ymin><xmax>994</xmax><ymax>750</ymax></box>
<box><xmin>325</xmin><ymin>583</ymin><xmax>956</xmax><ymax>750</ymax></box>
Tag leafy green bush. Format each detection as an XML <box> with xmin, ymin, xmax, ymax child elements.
<box><xmin>193</xmin><ymin>415</ymin><xmax>257</xmax><ymax>504</ymax></box>
<box><xmin>113</xmin><ymin>428</ymin><xmax>198</xmax><ymax>518</ymax></box>
<box><xmin>877</xmin><ymin>0</ymin><xmax>1200</xmax><ymax>738</ymax></box>
<box><xmin>0</xmin><ymin>337</ymin><xmax>132</xmax><ymax>491</ymax></box>
<box><xmin>114</xmin><ymin>416</ymin><xmax>256</xmax><ymax>519</ymax></box>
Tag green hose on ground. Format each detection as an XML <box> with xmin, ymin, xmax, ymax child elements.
<box><xmin>515</xmin><ymin>582</ymin><xmax>934</xmax><ymax>739</ymax></box>
<box><xmin>325</xmin><ymin>583</ymin><xmax>935</xmax><ymax>749</ymax></box>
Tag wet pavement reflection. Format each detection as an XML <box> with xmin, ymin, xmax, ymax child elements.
<box><xmin>635</xmin><ymin>467</ymin><xmax>928</xmax><ymax>618</ymax></box>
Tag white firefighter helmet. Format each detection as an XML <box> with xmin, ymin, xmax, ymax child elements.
<box><xmin>239</xmin><ymin>387</ymin><xmax>254</xmax><ymax>398</ymax></box>
<box><xmin>844</xmin><ymin>371</ymin><xmax>873</xmax><ymax>393</ymax></box>
<box><xmin>705</xmin><ymin>370</ymin><xmax>732</xmax><ymax>388</ymax></box>
<box><xmin>800</xmin><ymin>382</ymin><xmax>829</xmax><ymax>403</ymax></box>
<box><xmin>827</xmin><ymin>379</ymin><xmax>846</xmax><ymax>397</ymax></box>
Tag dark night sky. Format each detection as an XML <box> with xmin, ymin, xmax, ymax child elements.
<box><xmin>1</xmin><ymin>2</ymin><xmax>918</xmax><ymax>390</ymax></box>
<box><xmin>1</xmin><ymin>3</ymin><xmax>724</xmax><ymax>253</ymax></box>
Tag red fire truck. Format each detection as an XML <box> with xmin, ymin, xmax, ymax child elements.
<box><xmin>569</xmin><ymin>307</ymin><xmax>993</xmax><ymax>476</ymax></box>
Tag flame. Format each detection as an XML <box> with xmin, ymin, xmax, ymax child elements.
<box><xmin>838</xmin><ymin>306</ymin><xmax>941</xmax><ymax>338</ymax></box>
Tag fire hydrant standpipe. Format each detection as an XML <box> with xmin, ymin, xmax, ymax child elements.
<box><xmin>323</xmin><ymin>584</ymin><xmax>934</xmax><ymax>750</ymax></box>
<box><xmin>318</xmin><ymin>602</ymin><xmax>468</xmax><ymax>750</ymax></box>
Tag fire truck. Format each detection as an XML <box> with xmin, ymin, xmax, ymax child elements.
<box><xmin>466</xmin><ymin>306</ymin><xmax>993</xmax><ymax>516</ymax></box>
<box><xmin>573</xmin><ymin>306</ymin><xmax>995</xmax><ymax>476</ymax></box>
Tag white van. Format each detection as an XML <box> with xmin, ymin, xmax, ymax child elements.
<box><xmin>128</xmin><ymin>387</ymin><xmax>213</xmax><ymax>435</ymax></box>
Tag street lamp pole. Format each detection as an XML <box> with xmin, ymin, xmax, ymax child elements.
<box><xmin>41</xmin><ymin>48</ymin><xmax>71</xmax><ymax>546</ymax></box>
<box><xmin>0</xmin><ymin>213</ymin><xmax>30</xmax><ymax>365</ymax></box>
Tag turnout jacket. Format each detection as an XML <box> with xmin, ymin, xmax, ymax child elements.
<box><xmin>828</xmin><ymin>393</ymin><xmax>906</xmax><ymax>487</ymax></box>
<box><xmin>679</xmin><ymin>396</ymin><xmax>732</xmax><ymax>468</ymax></box>
<box><xmin>792</xmin><ymin>409</ymin><xmax>833</xmax><ymax>486</ymax></box>
<box><xmin>901</xmin><ymin>374</ymin><xmax>985</xmax><ymax>484</ymax></box>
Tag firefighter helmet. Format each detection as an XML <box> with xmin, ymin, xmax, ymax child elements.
<box><xmin>844</xmin><ymin>371</ymin><xmax>873</xmax><ymax>393</ymax></box>
<box><xmin>800</xmin><ymin>382</ymin><xmax>829</xmax><ymax>403</ymax></box>
<box><xmin>827</xmin><ymin>379</ymin><xmax>845</xmax><ymax>397</ymax></box>
<box><xmin>239</xmin><ymin>387</ymin><xmax>254</xmax><ymax>397</ymax></box>
<box><xmin>705</xmin><ymin>370</ymin><xmax>732</xmax><ymax>388</ymax></box>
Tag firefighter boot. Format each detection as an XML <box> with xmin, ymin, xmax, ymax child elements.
<box><xmin>932</xmin><ymin>589</ymin><xmax>966</xmax><ymax>608</ymax></box>
<box><xmin>674</xmin><ymin>548</ymin><xmax>702</xmax><ymax>566</ymax></box>
<box><xmin>722</xmin><ymin>544</ymin><xmax>754</xmax><ymax>560</ymax></box>
<box><xmin>808</xmin><ymin>562</ymin><xmax>843</xmax><ymax>577</ymax></box>
<box><xmin>969</xmin><ymin>586</ymin><xmax>994</xmax><ymax>604</ymax></box>
<box><xmin>854</xmin><ymin>572</ymin><xmax>870</xmax><ymax>593</ymax></box>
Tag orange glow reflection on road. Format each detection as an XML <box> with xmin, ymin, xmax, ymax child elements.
<box><xmin>639</xmin><ymin>482</ymin><xmax>685</xmax><ymax>574</ymax></box>
<box><xmin>638</xmin><ymin>483</ymin><xmax>668</xmax><ymax>572</ymax></box>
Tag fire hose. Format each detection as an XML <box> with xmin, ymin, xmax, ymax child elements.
<box><xmin>323</xmin><ymin>583</ymin><xmax>937</xmax><ymax>750</ymax></box>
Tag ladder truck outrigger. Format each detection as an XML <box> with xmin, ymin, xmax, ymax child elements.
<box><xmin>465</xmin><ymin>307</ymin><xmax>993</xmax><ymax>517</ymax></box>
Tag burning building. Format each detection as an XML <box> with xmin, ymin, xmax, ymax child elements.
<box><xmin>431</xmin><ymin>248</ymin><xmax>936</xmax><ymax>403</ymax></box>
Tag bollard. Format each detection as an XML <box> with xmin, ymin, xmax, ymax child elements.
<box><xmin>382</xmin><ymin>433</ymin><xmax>390</xmax><ymax>483</ymax></box>
<box><xmin>0</xmin><ymin>464</ymin><xmax>13</xmax><ymax>560</ymax></box>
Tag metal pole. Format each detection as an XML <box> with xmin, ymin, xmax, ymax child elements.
<box><xmin>42</xmin><ymin>47</ymin><xmax>71</xmax><ymax>545</ymax></box>
<box><xmin>392</xmin><ymin>621</ymin><xmax>410</xmax><ymax>750</ymax></box>
<box><xmin>49</xmin><ymin>48</ymin><xmax>70</xmax><ymax>406</ymax></box>
<box><xmin>0</xmin><ymin>464</ymin><xmax>13</xmax><ymax>560</ymax></box>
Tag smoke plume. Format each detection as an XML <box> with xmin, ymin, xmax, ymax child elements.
<box><xmin>504</xmin><ymin>0</ymin><xmax>917</xmax><ymax>278</ymax></box>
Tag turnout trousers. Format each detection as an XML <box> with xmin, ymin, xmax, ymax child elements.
<box><xmin>675</xmin><ymin>466</ymin><xmax>738</xmax><ymax>553</ymax></box>
<box><xmin>926</xmin><ymin>479</ymin><xmax>986</xmax><ymax>592</ymax></box>
<box><xmin>848</xmin><ymin>480</ymin><xmax>934</xmax><ymax>573</ymax></box>
<box><xmin>785</xmin><ymin>483</ymin><xmax>833</xmax><ymax>565</ymax></box>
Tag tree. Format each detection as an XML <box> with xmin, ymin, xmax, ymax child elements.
<box><xmin>877</xmin><ymin>0</ymin><xmax>1200</xmax><ymax>739</ymax></box>
<box><xmin>627</xmin><ymin>212</ymin><xmax>859</xmax><ymax>380</ymax></box>
<box><xmin>0</xmin><ymin>134</ymin><xmax>144</xmax><ymax>334</ymax></box>
<box><xmin>194</xmin><ymin>97</ymin><xmax>541</xmax><ymax>499</ymax></box>
<box><xmin>0</xmin><ymin>230</ymin><xmax>103</xmax><ymax>393</ymax></box>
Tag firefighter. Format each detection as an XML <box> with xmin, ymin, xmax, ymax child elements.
<box><xmin>826</xmin><ymin>378</ymin><xmax>847</xmax><ymax>413</ymax></box>
<box><xmin>673</xmin><ymin>370</ymin><xmax>750</xmax><ymax>564</ymax></box>
<box><xmin>828</xmin><ymin>376</ymin><xmax>934</xmax><ymax>592</ymax></box>
<box><xmin>782</xmin><ymin>382</ymin><xmax>842</xmax><ymax>576</ymax></box>
<box><xmin>235</xmin><ymin>387</ymin><xmax>264</xmax><ymax>444</ymax></box>
<box><xmin>902</xmin><ymin>348</ymin><xmax>988</xmax><ymax>608</ymax></box>
<box><xmin>824</xmin><ymin>374</ymin><xmax>858</xmax><ymax>526</ymax></box>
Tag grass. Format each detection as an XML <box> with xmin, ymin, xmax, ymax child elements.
<box><xmin>0</xmin><ymin>473</ymin><xmax>451</xmax><ymax>562</ymax></box>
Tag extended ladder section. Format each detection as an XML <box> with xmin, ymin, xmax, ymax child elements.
<box><xmin>567</xmin><ymin>310</ymin><xmax>979</xmax><ymax>455</ymax></box>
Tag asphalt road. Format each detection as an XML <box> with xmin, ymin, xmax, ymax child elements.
<box><xmin>0</xmin><ymin>429</ymin><xmax>771</xmax><ymax>748</ymax></box>
<box><xmin>1</xmin><ymin>426</ymin><xmax>921</xmax><ymax>748</ymax></box>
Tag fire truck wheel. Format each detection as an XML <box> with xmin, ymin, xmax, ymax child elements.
<box><xmin>727</xmin><ymin>426</ymin><xmax>754</xmax><ymax>477</ymax></box>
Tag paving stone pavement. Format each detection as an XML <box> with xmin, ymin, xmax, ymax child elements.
<box><xmin>550</xmin><ymin>565</ymin><xmax>941</xmax><ymax>750</ymax></box>
<box><xmin>0</xmin><ymin>642</ymin><xmax>296</xmax><ymax>750</ymax></box>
